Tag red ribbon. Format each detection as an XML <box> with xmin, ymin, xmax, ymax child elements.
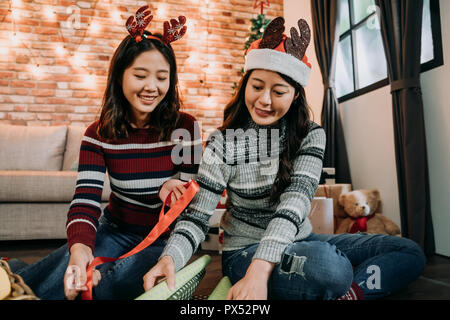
<box><xmin>81</xmin><ymin>180</ymin><xmax>199</xmax><ymax>300</ymax></box>
<box><xmin>349</xmin><ymin>213</ymin><xmax>375</xmax><ymax>233</ymax></box>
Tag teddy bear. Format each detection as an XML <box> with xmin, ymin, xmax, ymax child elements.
<box><xmin>336</xmin><ymin>189</ymin><xmax>401</xmax><ymax>235</ymax></box>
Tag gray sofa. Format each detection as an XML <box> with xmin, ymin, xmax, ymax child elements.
<box><xmin>0</xmin><ymin>124</ymin><xmax>110</xmax><ymax>241</ymax></box>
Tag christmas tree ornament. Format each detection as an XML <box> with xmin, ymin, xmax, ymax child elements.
<box><xmin>253</xmin><ymin>0</ymin><xmax>270</xmax><ymax>15</ymax></box>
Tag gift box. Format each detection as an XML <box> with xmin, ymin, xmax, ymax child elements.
<box><xmin>315</xmin><ymin>183</ymin><xmax>352</xmax><ymax>232</ymax></box>
<box><xmin>308</xmin><ymin>197</ymin><xmax>334</xmax><ymax>234</ymax></box>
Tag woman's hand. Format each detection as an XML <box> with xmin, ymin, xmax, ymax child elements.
<box><xmin>143</xmin><ymin>255</ymin><xmax>176</xmax><ymax>292</ymax></box>
<box><xmin>226</xmin><ymin>259</ymin><xmax>274</xmax><ymax>300</ymax></box>
<box><xmin>159</xmin><ymin>179</ymin><xmax>188</xmax><ymax>207</ymax></box>
<box><xmin>63</xmin><ymin>243</ymin><xmax>101</xmax><ymax>300</ymax></box>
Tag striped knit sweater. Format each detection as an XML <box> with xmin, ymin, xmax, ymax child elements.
<box><xmin>66</xmin><ymin>112</ymin><xmax>202</xmax><ymax>252</ymax></box>
<box><xmin>161</xmin><ymin>116</ymin><xmax>326</xmax><ymax>271</ymax></box>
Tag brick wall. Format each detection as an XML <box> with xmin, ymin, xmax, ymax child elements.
<box><xmin>0</xmin><ymin>0</ymin><xmax>283</xmax><ymax>137</ymax></box>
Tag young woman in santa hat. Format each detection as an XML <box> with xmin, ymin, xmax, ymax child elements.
<box><xmin>145</xmin><ymin>17</ymin><xmax>426</xmax><ymax>300</ymax></box>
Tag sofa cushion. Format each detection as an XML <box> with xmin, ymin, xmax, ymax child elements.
<box><xmin>0</xmin><ymin>125</ymin><xmax>67</xmax><ymax>171</ymax></box>
<box><xmin>0</xmin><ymin>203</ymin><xmax>109</xmax><ymax>240</ymax></box>
<box><xmin>62</xmin><ymin>125</ymin><xmax>87</xmax><ymax>171</ymax></box>
<box><xmin>0</xmin><ymin>171</ymin><xmax>111</xmax><ymax>202</ymax></box>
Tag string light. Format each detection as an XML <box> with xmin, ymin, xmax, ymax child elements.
<box><xmin>111</xmin><ymin>10</ymin><xmax>121</xmax><ymax>21</ymax></box>
<box><xmin>0</xmin><ymin>45</ymin><xmax>9</xmax><ymax>58</ymax></box>
<box><xmin>43</xmin><ymin>6</ymin><xmax>56</xmax><ymax>20</ymax></box>
<box><xmin>55</xmin><ymin>45</ymin><xmax>66</xmax><ymax>57</ymax></box>
<box><xmin>4</xmin><ymin>0</ymin><xmax>226</xmax><ymax>95</ymax></box>
<box><xmin>10</xmin><ymin>32</ymin><xmax>20</xmax><ymax>46</ymax></box>
<box><xmin>186</xmin><ymin>19</ymin><xmax>197</xmax><ymax>35</ymax></box>
<box><xmin>204</xmin><ymin>97</ymin><xmax>217</xmax><ymax>109</ymax></box>
<box><xmin>72</xmin><ymin>52</ymin><xmax>87</xmax><ymax>67</ymax></box>
<box><xmin>205</xmin><ymin>62</ymin><xmax>218</xmax><ymax>74</ymax></box>
<box><xmin>186</xmin><ymin>52</ymin><xmax>200</xmax><ymax>64</ymax></box>
<box><xmin>3</xmin><ymin>1</ymin><xmax>108</xmax><ymax>91</ymax></box>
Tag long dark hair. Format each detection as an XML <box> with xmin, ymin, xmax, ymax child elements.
<box><xmin>219</xmin><ymin>70</ymin><xmax>312</xmax><ymax>203</ymax></box>
<box><xmin>97</xmin><ymin>31</ymin><xmax>181</xmax><ymax>141</ymax></box>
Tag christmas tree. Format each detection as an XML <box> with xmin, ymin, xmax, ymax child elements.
<box><xmin>232</xmin><ymin>14</ymin><xmax>271</xmax><ymax>93</ymax></box>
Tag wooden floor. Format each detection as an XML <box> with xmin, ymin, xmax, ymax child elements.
<box><xmin>1</xmin><ymin>239</ymin><xmax>450</xmax><ymax>300</ymax></box>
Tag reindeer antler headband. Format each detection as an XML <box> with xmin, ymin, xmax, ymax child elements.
<box><xmin>244</xmin><ymin>17</ymin><xmax>312</xmax><ymax>86</ymax></box>
<box><xmin>126</xmin><ymin>5</ymin><xmax>187</xmax><ymax>45</ymax></box>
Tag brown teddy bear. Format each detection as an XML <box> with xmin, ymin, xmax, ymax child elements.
<box><xmin>336</xmin><ymin>189</ymin><xmax>401</xmax><ymax>235</ymax></box>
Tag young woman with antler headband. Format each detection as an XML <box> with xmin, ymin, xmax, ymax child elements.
<box><xmin>145</xmin><ymin>17</ymin><xmax>426</xmax><ymax>300</ymax></box>
<box><xmin>15</xmin><ymin>6</ymin><xmax>203</xmax><ymax>300</ymax></box>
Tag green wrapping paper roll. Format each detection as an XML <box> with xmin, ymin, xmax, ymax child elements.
<box><xmin>135</xmin><ymin>254</ymin><xmax>211</xmax><ymax>300</ymax></box>
<box><xmin>207</xmin><ymin>276</ymin><xmax>232</xmax><ymax>300</ymax></box>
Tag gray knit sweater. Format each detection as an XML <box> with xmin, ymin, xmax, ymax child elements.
<box><xmin>161</xmin><ymin>116</ymin><xmax>326</xmax><ymax>271</ymax></box>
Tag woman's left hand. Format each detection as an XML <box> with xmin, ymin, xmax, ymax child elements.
<box><xmin>226</xmin><ymin>259</ymin><xmax>274</xmax><ymax>300</ymax></box>
<box><xmin>159</xmin><ymin>179</ymin><xmax>187</xmax><ymax>207</ymax></box>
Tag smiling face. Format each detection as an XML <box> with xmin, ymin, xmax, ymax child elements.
<box><xmin>122</xmin><ymin>49</ymin><xmax>170</xmax><ymax>128</ymax></box>
<box><xmin>244</xmin><ymin>69</ymin><xmax>297</xmax><ymax>126</ymax></box>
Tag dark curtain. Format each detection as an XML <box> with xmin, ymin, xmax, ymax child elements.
<box><xmin>375</xmin><ymin>0</ymin><xmax>435</xmax><ymax>256</ymax></box>
<box><xmin>311</xmin><ymin>0</ymin><xmax>352</xmax><ymax>184</ymax></box>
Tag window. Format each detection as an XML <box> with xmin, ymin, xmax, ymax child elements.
<box><xmin>335</xmin><ymin>0</ymin><xmax>444</xmax><ymax>101</ymax></box>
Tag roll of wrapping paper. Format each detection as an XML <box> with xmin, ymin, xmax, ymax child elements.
<box><xmin>81</xmin><ymin>180</ymin><xmax>199</xmax><ymax>300</ymax></box>
<box><xmin>135</xmin><ymin>254</ymin><xmax>211</xmax><ymax>300</ymax></box>
<box><xmin>207</xmin><ymin>276</ymin><xmax>232</xmax><ymax>300</ymax></box>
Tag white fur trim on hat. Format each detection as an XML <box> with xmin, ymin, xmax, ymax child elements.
<box><xmin>244</xmin><ymin>49</ymin><xmax>311</xmax><ymax>86</ymax></box>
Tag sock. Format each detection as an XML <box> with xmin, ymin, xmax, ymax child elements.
<box><xmin>337</xmin><ymin>282</ymin><xmax>365</xmax><ymax>300</ymax></box>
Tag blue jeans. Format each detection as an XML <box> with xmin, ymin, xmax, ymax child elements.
<box><xmin>16</xmin><ymin>216</ymin><xmax>167</xmax><ymax>300</ymax></box>
<box><xmin>222</xmin><ymin>233</ymin><xmax>426</xmax><ymax>300</ymax></box>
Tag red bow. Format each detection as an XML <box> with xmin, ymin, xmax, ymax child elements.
<box><xmin>349</xmin><ymin>213</ymin><xmax>375</xmax><ymax>233</ymax></box>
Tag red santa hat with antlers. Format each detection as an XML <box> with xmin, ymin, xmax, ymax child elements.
<box><xmin>244</xmin><ymin>17</ymin><xmax>312</xmax><ymax>87</ymax></box>
<box><xmin>126</xmin><ymin>5</ymin><xmax>187</xmax><ymax>45</ymax></box>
